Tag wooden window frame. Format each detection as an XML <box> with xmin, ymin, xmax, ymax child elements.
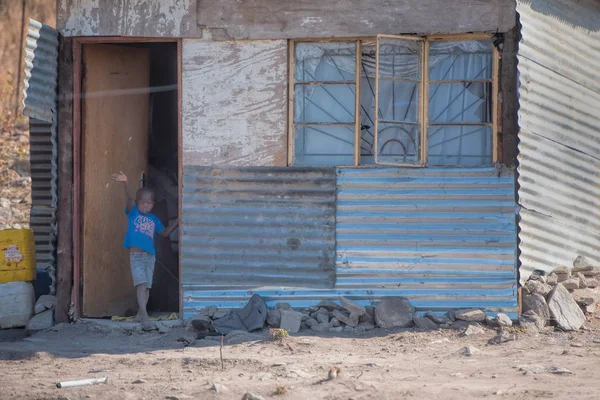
<box><xmin>288</xmin><ymin>33</ymin><xmax>499</xmax><ymax>167</ymax></box>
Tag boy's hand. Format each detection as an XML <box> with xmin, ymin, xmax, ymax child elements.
<box><xmin>112</xmin><ymin>171</ymin><xmax>128</xmax><ymax>182</ymax></box>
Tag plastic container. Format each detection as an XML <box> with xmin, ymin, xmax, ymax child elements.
<box><xmin>0</xmin><ymin>281</ymin><xmax>35</xmax><ymax>328</ymax></box>
<box><xmin>0</xmin><ymin>229</ymin><xmax>36</xmax><ymax>284</ymax></box>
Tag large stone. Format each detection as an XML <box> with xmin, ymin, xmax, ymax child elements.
<box><xmin>332</xmin><ymin>309</ymin><xmax>350</xmax><ymax>325</ymax></box>
<box><xmin>547</xmin><ymin>284</ymin><xmax>586</xmax><ymax>331</ymax></box>
<box><xmin>460</xmin><ymin>324</ymin><xmax>484</xmax><ymax>337</ymax></box>
<box><xmin>374</xmin><ymin>297</ymin><xmax>415</xmax><ymax>329</ymax></box>
<box><xmin>488</xmin><ymin>330</ymin><xmax>516</xmax><ymax>345</ymax></box>
<box><xmin>519</xmin><ymin>310</ymin><xmax>545</xmax><ymax>331</ymax></box>
<box><xmin>311</xmin><ymin>322</ymin><xmax>334</xmax><ymax>332</ymax></box>
<box><xmin>359</xmin><ymin>312</ymin><xmax>375</xmax><ymax>325</ymax></box>
<box><xmin>34</xmin><ymin>295</ymin><xmax>56</xmax><ymax>314</ymax></box>
<box><xmin>425</xmin><ymin>311</ymin><xmax>450</xmax><ymax>325</ymax></box>
<box><xmin>346</xmin><ymin>313</ymin><xmax>360</xmax><ymax>327</ymax></box>
<box><xmin>522</xmin><ymin>293</ymin><xmax>550</xmax><ymax>322</ymax></box>
<box><xmin>496</xmin><ymin>313</ymin><xmax>513</xmax><ymax>327</ymax></box>
<box><xmin>413</xmin><ymin>315</ymin><xmax>438</xmax><ymax>330</ymax></box>
<box><xmin>528</xmin><ymin>271</ymin><xmax>546</xmax><ymax>283</ymax></box>
<box><xmin>316</xmin><ymin>300</ymin><xmax>340</xmax><ymax>311</ymax></box>
<box><xmin>577</xmin><ymin>273</ymin><xmax>589</xmax><ymax>289</ymax></box>
<box><xmin>275</xmin><ymin>303</ymin><xmax>292</xmax><ymax>311</ymax></box>
<box><xmin>26</xmin><ymin>310</ymin><xmax>54</xmax><ymax>333</ymax></box>
<box><xmin>365</xmin><ymin>306</ymin><xmax>375</xmax><ymax>317</ymax></box>
<box><xmin>459</xmin><ymin>346</ymin><xmax>479</xmax><ymax>356</ymax></box>
<box><xmin>279</xmin><ymin>310</ymin><xmax>303</xmax><ymax>333</ymax></box>
<box><xmin>587</xmin><ymin>279</ymin><xmax>599</xmax><ymax>289</ymax></box>
<box><xmin>524</xmin><ymin>280</ymin><xmax>552</xmax><ymax>297</ymax></box>
<box><xmin>571</xmin><ymin>289</ymin><xmax>596</xmax><ymax>306</ymax></box>
<box><xmin>316</xmin><ymin>312</ymin><xmax>330</xmax><ymax>324</ymax></box>
<box><xmin>455</xmin><ymin>309</ymin><xmax>485</xmax><ymax>322</ymax></box>
<box><xmin>561</xmin><ymin>278</ymin><xmax>580</xmax><ymax>291</ymax></box>
<box><xmin>266</xmin><ymin>309</ymin><xmax>281</xmax><ymax>327</ymax></box>
<box><xmin>546</xmin><ymin>273</ymin><xmax>558</xmax><ymax>286</ymax></box>
<box><xmin>305</xmin><ymin>318</ymin><xmax>319</xmax><ymax>328</ymax></box>
<box><xmin>356</xmin><ymin>322</ymin><xmax>375</xmax><ymax>332</ymax></box>
<box><xmin>339</xmin><ymin>297</ymin><xmax>366</xmax><ymax>316</ymax></box>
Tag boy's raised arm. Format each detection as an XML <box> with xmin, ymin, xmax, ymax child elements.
<box><xmin>112</xmin><ymin>171</ymin><xmax>134</xmax><ymax>212</ymax></box>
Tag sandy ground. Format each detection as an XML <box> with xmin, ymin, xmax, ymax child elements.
<box><xmin>1</xmin><ymin>317</ymin><xmax>600</xmax><ymax>400</ymax></box>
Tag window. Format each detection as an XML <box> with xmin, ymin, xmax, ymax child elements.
<box><xmin>289</xmin><ymin>35</ymin><xmax>498</xmax><ymax>167</ymax></box>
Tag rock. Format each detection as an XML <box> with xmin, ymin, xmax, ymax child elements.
<box><xmin>425</xmin><ymin>312</ymin><xmax>450</xmax><ymax>325</ymax></box>
<box><xmin>374</xmin><ymin>297</ymin><xmax>415</xmax><ymax>329</ymax></box>
<box><xmin>460</xmin><ymin>324</ymin><xmax>484</xmax><ymax>337</ymax></box>
<box><xmin>305</xmin><ymin>318</ymin><xmax>319</xmax><ymax>328</ymax></box>
<box><xmin>524</xmin><ymin>280</ymin><xmax>552</xmax><ymax>297</ymax></box>
<box><xmin>553</xmin><ymin>266</ymin><xmax>570</xmax><ymax>276</ymax></box>
<box><xmin>446</xmin><ymin>310</ymin><xmax>456</xmax><ymax>322</ymax></box>
<box><xmin>573</xmin><ymin>255</ymin><xmax>593</xmax><ymax>272</ymax></box>
<box><xmin>484</xmin><ymin>316</ymin><xmax>496</xmax><ymax>327</ymax></box>
<box><xmin>346</xmin><ymin>313</ymin><xmax>360</xmax><ymax>327</ymax></box>
<box><xmin>331</xmin><ymin>317</ymin><xmax>342</xmax><ymax>327</ymax></box>
<box><xmin>210</xmin><ymin>383</ymin><xmax>229</xmax><ymax>393</ymax></box>
<box><xmin>546</xmin><ymin>273</ymin><xmax>558</xmax><ymax>286</ymax></box>
<box><xmin>132</xmin><ymin>379</ymin><xmax>147</xmax><ymax>384</ymax></box>
<box><xmin>177</xmin><ymin>334</ymin><xmax>197</xmax><ymax>346</ymax></box>
<box><xmin>582</xmin><ymin>304</ymin><xmax>597</xmax><ymax>314</ymax></box>
<box><xmin>25</xmin><ymin>310</ymin><xmax>54</xmax><ymax>333</ymax></box>
<box><xmin>440</xmin><ymin>323</ymin><xmax>451</xmax><ymax>329</ymax></box>
<box><xmin>316</xmin><ymin>313</ymin><xmax>329</xmax><ymax>324</ymax></box>
<box><xmin>496</xmin><ymin>313</ymin><xmax>513</xmax><ymax>327</ymax></box>
<box><xmin>356</xmin><ymin>322</ymin><xmax>375</xmax><ymax>332</ymax></box>
<box><xmin>312</xmin><ymin>322</ymin><xmax>333</xmax><ymax>332</ymax></box>
<box><xmin>577</xmin><ymin>273</ymin><xmax>589</xmax><ymax>289</ymax></box>
<box><xmin>413</xmin><ymin>315</ymin><xmax>438</xmax><ymax>330</ymax></box>
<box><xmin>459</xmin><ymin>346</ymin><xmax>479</xmax><ymax>356</ymax></box>
<box><xmin>519</xmin><ymin>310</ymin><xmax>545</xmax><ymax>331</ymax></box>
<box><xmin>528</xmin><ymin>271</ymin><xmax>546</xmax><ymax>283</ymax></box>
<box><xmin>344</xmin><ymin>326</ymin><xmax>356</xmax><ymax>333</ymax></box>
<box><xmin>34</xmin><ymin>295</ymin><xmax>56</xmax><ymax>314</ymax></box>
<box><xmin>518</xmin><ymin>365</ymin><xmax>546</xmax><ymax>374</ymax></box>
<box><xmin>339</xmin><ymin>297</ymin><xmax>366</xmax><ymax>316</ymax></box>
<box><xmin>455</xmin><ymin>309</ymin><xmax>485</xmax><ymax>322</ymax></box>
<box><xmin>561</xmin><ymin>278</ymin><xmax>580</xmax><ymax>291</ymax></box>
<box><xmin>332</xmin><ymin>309</ymin><xmax>350</xmax><ymax>325</ymax></box>
<box><xmin>157</xmin><ymin>322</ymin><xmax>170</xmax><ymax>334</ymax></box>
<box><xmin>242</xmin><ymin>393</ymin><xmax>265</xmax><ymax>400</ymax></box>
<box><xmin>206</xmin><ymin>306</ymin><xmax>218</xmax><ymax>318</ymax></box>
<box><xmin>571</xmin><ymin>289</ymin><xmax>596</xmax><ymax>306</ymax></box>
<box><xmin>450</xmin><ymin>320</ymin><xmax>473</xmax><ymax>330</ymax></box>
<box><xmin>359</xmin><ymin>312</ymin><xmax>375</xmax><ymax>325</ymax></box>
<box><xmin>587</xmin><ymin>279</ymin><xmax>599</xmax><ymax>288</ymax></box>
<box><xmin>329</xmin><ymin>326</ymin><xmax>344</xmax><ymax>333</ymax></box>
<box><xmin>279</xmin><ymin>310</ymin><xmax>303</xmax><ymax>334</ymax></box>
<box><xmin>548</xmin><ymin>366</ymin><xmax>572</xmax><ymax>375</ymax></box>
<box><xmin>212</xmin><ymin>310</ymin><xmax>229</xmax><ymax>320</ymax></box>
<box><xmin>266</xmin><ymin>309</ymin><xmax>281</xmax><ymax>327</ymax></box>
<box><xmin>316</xmin><ymin>300</ymin><xmax>340</xmax><ymax>311</ymax></box>
<box><xmin>547</xmin><ymin>284</ymin><xmax>586</xmax><ymax>331</ymax></box>
<box><xmin>275</xmin><ymin>303</ymin><xmax>292</xmax><ymax>311</ymax></box>
<box><xmin>365</xmin><ymin>306</ymin><xmax>375</xmax><ymax>317</ymax></box>
<box><xmin>522</xmin><ymin>293</ymin><xmax>550</xmax><ymax>322</ymax></box>
<box><xmin>488</xmin><ymin>330</ymin><xmax>516</xmax><ymax>345</ymax></box>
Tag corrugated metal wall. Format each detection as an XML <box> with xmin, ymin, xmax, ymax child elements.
<box><xmin>517</xmin><ymin>0</ymin><xmax>600</xmax><ymax>282</ymax></box>
<box><xmin>181</xmin><ymin>166</ymin><xmax>337</xmax><ymax>309</ymax></box>
<box><xmin>22</xmin><ymin>19</ymin><xmax>58</xmax><ymax>284</ymax></box>
<box><xmin>182</xmin><ymin>167</ymin><xmax>517</xmax><ymax>318</ymax></box>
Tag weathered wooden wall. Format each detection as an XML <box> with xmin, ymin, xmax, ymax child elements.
<box><xmin>182</xmin><ymin>40</ymin><xmax>288</xmax><ymax>166</ymax></box>
<box><xmin>57</xmin><ymin>0</ymin><xmax>516</xmax><ymax>38</ymax></box>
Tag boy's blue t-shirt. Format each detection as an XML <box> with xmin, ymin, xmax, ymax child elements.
<box><xmin>123</xmin><ymin>204</ymin><xmax>165</xmax><ymax>255</ymax></box>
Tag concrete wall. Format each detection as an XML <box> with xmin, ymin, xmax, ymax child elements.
<box><xmin>182</xmin><ymin>40</ymin><xmax>288</xmax><ymax>166</ymax></box>
<box><xmin>57</xmin><ymin>0</ymin><xmax>516</xmax><ymax>38</ymax></box>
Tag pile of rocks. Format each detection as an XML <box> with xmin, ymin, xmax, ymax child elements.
<box><xmin>521</xmin><ymin>256</ymin><xmax>600</xmax><ymax>332</ymax></box>
<box><xmin>26</xmin><ymin>294</ymin><xmax>56</xmax><ymax>334</ymax></box>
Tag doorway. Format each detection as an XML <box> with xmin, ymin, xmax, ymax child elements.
<box><xmin>78</xmin><ymin>41</ymin><xmax>180</xmax><ymax>318</ymax></box>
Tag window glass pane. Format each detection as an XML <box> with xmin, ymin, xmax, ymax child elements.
<box><xmin>379</xmin><ymin>80</ymin><xmax>419</xmax><ymax>123</ymax></box>
<box><xmin>295</xmin><ymin>42</ymin><xmax>356</xmax><ymax>82</ymax></box>
<box><xmin>429</xmin><ymin>82</ymin><xmax>491</xmax><ymax>124</ymax></box>
<box><xmin>377</xmin><ymin>123</ymin><xmax>420</xmax><ymax>165</ymax></box>
<box><xmin>378</xmin><ymin>39</ymin><xmax>421</xmax><ymax>80</ymax></box>
<box><xmin>294</xmin><ymin>84</ymin><xmax>356</xmax><ymax>123</ymax></box>
<box><xmin>429</xmin><ymin>40</ymin><xmax>492</xmax><ymax>81</ymax></box>
<box><xmin>427</xmin><ymin>125</ymin><xmax>492</xmax><ymax>166</ymax></box>
<box><xmin>294</xmin><ymin>125</ymin><xmax>355</xmax><ymax>165</ymax></box>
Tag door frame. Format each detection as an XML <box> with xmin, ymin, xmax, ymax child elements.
<box><xmin>72</xmin><ymin>37</ymin><xmax>183</xmax><ymax>320</ymax></box>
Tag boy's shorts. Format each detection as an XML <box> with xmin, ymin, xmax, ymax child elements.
<box><xmin>130</xmin><ymin>252</ymin><xmax>156</xmax><ymax>288</ymax></box>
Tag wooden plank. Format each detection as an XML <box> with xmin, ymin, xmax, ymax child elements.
<box><xmin>177</xmin><ymin>38</ymin><xmax>183</xmax><ymax>318</ymax></box>
<box><xmin>72</xmin><ymin>40</ymin><xmax>82</xmax><ymax>320</ymax></box>
<box><xmin>182</xmin><ymin>40</ymin><xmax>288</xmax><ymax>167</ymax></box>
<box><xmin>82</xmin><ymin>44</ymin><xmax>150</xmax><ymax>317</ymax></box>
<box><xmin>56</xmin><ymin>36</ymin><xmax>74</xmax><ymax>324</ymax></box>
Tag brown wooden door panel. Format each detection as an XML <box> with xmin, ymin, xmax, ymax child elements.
<box><xmin>82</xmin><ymin>44</ymin><xmax>150</xmax><ymax>317</ymax></box>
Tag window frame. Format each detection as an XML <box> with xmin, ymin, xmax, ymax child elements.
<box><xmin>288</xmin><ymin>33</ymin><xmax>499</xmax><ymax>167</ymax></box>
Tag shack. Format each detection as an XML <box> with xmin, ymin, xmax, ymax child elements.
<box><xmin>20</xmin><ymin>0</ymin><xmax>600</xmax><ymax>323</ymax></box>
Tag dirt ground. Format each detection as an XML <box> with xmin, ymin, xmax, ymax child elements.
<box><xmin>1</xmin><ymin>317</ymin><xmax>600</xmax><ymax>400</ymax></box>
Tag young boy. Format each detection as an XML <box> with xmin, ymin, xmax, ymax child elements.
<box><xmin>112</xmin><ymin>171</ymin><xmax>178</xmax><ymax>324</ymax></box>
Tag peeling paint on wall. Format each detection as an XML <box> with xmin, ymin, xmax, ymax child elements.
<box><xmin>182</xmin><ymin>39</ymin><xmax>288</xmax><ymax>166</ymax></box>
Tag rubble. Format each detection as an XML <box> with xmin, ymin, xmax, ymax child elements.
<box><xmin>374</xmin><ymin>297</ymin><xmax>415</xmax><ymax>328</ymax></box>
<box><xmin>279</xmin><ymin>310</ymin><xmax>303</xmax><ymax>334</ymax></box>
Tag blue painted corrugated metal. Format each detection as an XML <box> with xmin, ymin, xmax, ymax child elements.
<box><xmin>183</xmin><ymin>167</ymin><xmax>517</xmax><ymax>318</ymax></box>
<box><xmin>516</xmin><ymin>0</ymin><xmax>600</xmax><ymax>282</ymax></box>
<box><xmin>22</xmin><ymin>19</ymin><xmax>59</xmax><ymax>123</ymax></box>
<box><xmin>181</xmin><ymin>166</ymin><xmax>337</xmax><ymax>313</ymax></box>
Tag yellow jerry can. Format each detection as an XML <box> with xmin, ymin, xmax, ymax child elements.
<box><xmin>0</xmin><ymin>229</ymin><xmax>36</xmax><ymax>283</ymax></box>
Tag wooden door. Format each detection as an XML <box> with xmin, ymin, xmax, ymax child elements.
<box><xmin>82</xmin><ymin>44</ymin><xmax>150</xmax><ymax>317</ymax></box>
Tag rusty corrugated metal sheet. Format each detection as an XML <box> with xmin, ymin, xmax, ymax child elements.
<box><xmin>181</xmin><ymin>166</ymin><xmax>337</xmax><ymax>312</ymax></box>
<box><xmin>28</xmin><ymin>119</ymin><xmax>57</xmax><ymax>281</ymax></box>
<box><xmin>22</xmin><ymin>19</ymin><xmax>58</xmax><ymax>123</ymax></box>
<box><xmin>516</xmin><ymin>0</ymin><xmax>600</xmax><ymax>283</ymax></box>
<box><xmin>183</xmin><ymin>167</ymin><xmax>518</xmax><ymax>318</ymax></box>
